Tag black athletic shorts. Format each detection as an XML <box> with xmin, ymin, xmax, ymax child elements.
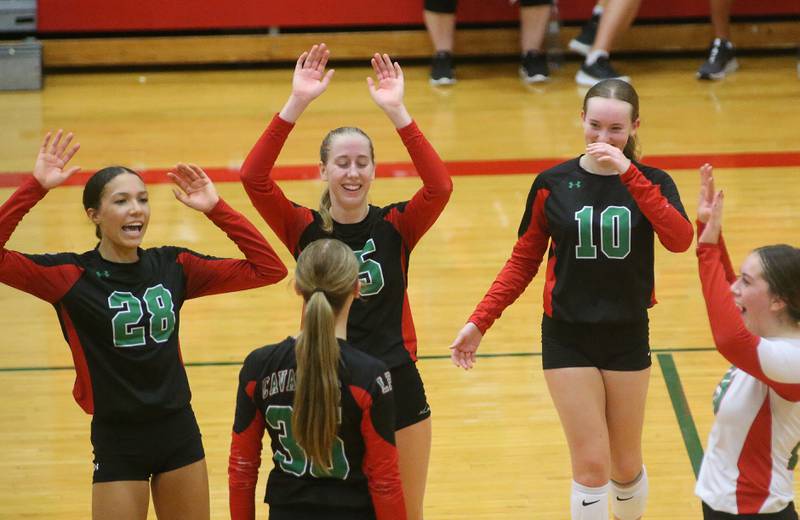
<box><xmin>270</xmin><ymin>503</ymin><xmax>376</xmax><ymax>520</ymax></box>
<box><xmin>91</xmin><ymin>405</ymin><xmax>205</xmax><ymax>483</ymax></box>
<box><xmin>702</xmin><ymin>502</ymin><xmax>798</xmax><ymax>519</ymax></box>
<box><xmin>541</xmin><ymin>315</ymin><xmax>651</xmax><ymax>371</ymax></box>
<box><xmin>391</xmin><ymin>362</ymin><xmax>431</xmax><ymax>430</ymax></box>
<box><xmin>425</xmin><ymin>0</ymin><xmax>550</xmax><ymax>13</ymax></box>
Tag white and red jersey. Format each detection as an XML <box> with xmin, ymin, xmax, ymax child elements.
<box><xmin>695</xmin><ymin>226</ymin><xmax>800</xmax><ymax>514</ymax></box>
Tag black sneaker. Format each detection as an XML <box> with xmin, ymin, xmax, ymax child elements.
<box><xmin>429</xmin><ymin>51</ymin><xmax>456</xmax><ymax>86</ymax></box>
<box><xmin>569</xmin><ymin>13</ymin><xmax>600</xmax><ymax>56</ymax></box>
<box><xmin>519</xmin><ymin>51</ymin><xmax>549</xmax><ymax>83</ymax></box>
<box><xmin>697</xmin><ymin>38</ymin><xmax>739</xmax><ymax>80</ymax></box>
<box><xmin>575</xmin><ymin>56</ymin><xmax>630</xmax><ymax>86</ymax></box>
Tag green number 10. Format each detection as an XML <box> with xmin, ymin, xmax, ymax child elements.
<box><xmin>574</xmin><ymin>206</ymin><xmax>632</xmax><ymax>260</ymax></box>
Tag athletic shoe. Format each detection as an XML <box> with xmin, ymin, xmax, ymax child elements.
<box><xmin>569</xmin><ymin>13</ymin><xmax>600</xmax><ymax>56</ymax></box>
<box><xmin>696</xmin><ymin>38</ymin><xmax>739</xmax><ymax>80</ymax></box>
<box><xmin>519</xmin><ymin>51</ymin><xmax>550</xmax><ymax>83</ymax></box>
<box><xmin>575</xmin><ymin>56</ymin><xmax>630</xmax><ymax>86</ymax></box>
<box><xmin>429</xmin><ymin>51</ymin><xmax>456</xmax><ymax>86</ymax></box>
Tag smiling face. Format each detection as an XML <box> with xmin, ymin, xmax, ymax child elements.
<box><xmin>581</xmin><ymin>97</ymin><xmax>639</xmax><ymax>152</ymax></box>
<box><xmin>731</xmin><ymin>252</ymin><xmax>783</xmax><ymax>336</ymax></box>
<box><xmin>319</xmin><ymin>132</ymin><xmax>375</xmax><ymax>213</ymax></box>
<box><xmin>87</xmin><ymin>173</ymin><xmax>150</xmax><ymax>254</ymax></box>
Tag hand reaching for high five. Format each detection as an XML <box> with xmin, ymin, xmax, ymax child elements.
<box><xmin>449</xmin><ymin>322</ymin><xmax>483</xmax><ymax>370</ymax></box>
<box><xmin>698</xmin><ymin>163</ymin><xmax>724</xmax><ymax>244</ymax></box>
<box><xmin>168</xmin><ymin>163</ymin><xmax>220</xmax><ymax>213</ymax></box>
<box><xmin>279</xmin><ymin>43</ymin><xmax>335</xmax><ymax>122</ymax></box>
<box><xmin>697</xmin><ymin>163</ymin><xmax>716</xmax><ymax>224</ymax></box>
<box><xmin>367</xmin><ymin>53</ymin><xmax>412</xmax><ymax>129</ymax></box>
<box><xmin>33</xmin><ymin>130</ymin><xmax>81</xmax><ymax>190</ymax></box>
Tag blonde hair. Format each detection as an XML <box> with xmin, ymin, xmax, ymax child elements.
<box><xmin>583</xmin><ymin>79</ymin><xmax>641</xmax><ymax>161</ymax></box>
<box><xmin>292</xmin><ymin>239</ymin><xmax>359</xmax><ymax>469</ymax></box>
<box><xmin>318</xmin><ymin>127</ymin><xmax>374</xmax><ymax>233</ymax></box>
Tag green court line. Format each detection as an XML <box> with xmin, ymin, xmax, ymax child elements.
<box><xmin>657</xmin><ymin>353</ymin><xmax>704</xmax><ymax>479</ymax></box>
<box><xmin>0</xmin><ymin>346</ymin><xmax>716</xmax><ymax>373</ymax></box>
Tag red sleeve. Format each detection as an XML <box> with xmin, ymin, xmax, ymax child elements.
<box><xmin>620</xmin><ymin>163</ymin><xmax>693</xmax><ymax>252</ymax></box>
<box><xmin>349</xmin><ymin>384</ymin><xmax>406</xmax><ymax>520</ymax></box>
<box><xmin>178</xmin><ymin>197</ymin><xmax>287</xmax><ymax>299</ymax></box>
<box><xmin>469</xmin><ymin>188</ymin><xmax>551</xmax><ymax>334</ymax></box>
<box><xmin>239</xmin><ymin>113</ymin><xmax>314</xmax><ymax>254</ymax></box>
<box><xmin>229</xmin><ymin>380</ymin><xmax>266</xmax><ymax>520</ymax></box>
<box><xmin>697</xmin><ymin>243</ymin><xmax>800</xmax><ymax>400</ymax></box>
<box><xmin>384</xmin><ymin>121</ymin><xmax>453</xmax><ymax>250</ymax></box>
<box><xmin>0</xmin><ymin>176</ymin><xmax>82</xmax><ymax>302</ymax></box>
<box><xmin>697</xmin><ymin>220</ymin><xmax>736</xmax><ymax>283</ymax></box>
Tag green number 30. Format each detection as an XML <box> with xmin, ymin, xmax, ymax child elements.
<box><xmin>265</xmin><ymin>405</ymin><xmax>350</xmax><ymax>479</ymax></box>
<box><xmin>108</xmin><ymin>284</ymin><xmax>176</xmax><ymax>347</ymax></box>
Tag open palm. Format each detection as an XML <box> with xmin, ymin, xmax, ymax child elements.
<box><xmin>33</xmin><ymin>130</ymin><xmax>81</xmax><ymax>190</ymax></box>
<box><xmin>291</xmin><ymin>43</ymin><xmax>334</xmax><ymax>103</ymax></box>
<box><xmin>168</xmin><ymin>163</ymin><xmax>220</xmax><ymax>213</ymax></box>
<box><xmin>367</xmin><ymin>53</ymin><xmax>404</xmax><ymax>111</ymax></box>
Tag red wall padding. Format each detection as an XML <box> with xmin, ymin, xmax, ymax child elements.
<box><xmin>37</xmin><ymin>0</ymin><xmax>800</xmax><ymax>33</ymax></box>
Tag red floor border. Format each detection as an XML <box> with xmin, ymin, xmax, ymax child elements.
<box><xmin>1</xmin><ymin>151</ymin><xmax>798</xmax><ymax>188</ymax></box>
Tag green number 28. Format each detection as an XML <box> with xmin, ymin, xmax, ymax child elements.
<box><xmin>108</xmin><ymin>284</ymin><xmax>176</xmax><ymax>347</ymax></box>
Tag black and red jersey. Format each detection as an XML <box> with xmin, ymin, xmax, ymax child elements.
<box><xmin>470</xmin><ymin>158</ymin><xmax>693</xmax><ymax>331</ymax></box>
<box><xmin>240</xmin><ymin>114</ymin><xmax>452</xmax><ymax>368</ymax></box>
<box><xmin>0</xmin><ymin>176</ymin><xmax>288</xmax><ymax>421</ymax></box>
<box><xmin>228</xmin><ymin>337</ymin><xmax>405</xmax><ymax>520</ymax></box>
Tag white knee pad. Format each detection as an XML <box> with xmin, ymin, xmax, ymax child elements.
<box><xmin>611</xmin><ymin>466</ymin><xmax>648</xmax><ymax>520</ymax></box>
<box><xmin>570</xmin><ymin>480</ymin><xmax>609</xmax><ymax>520</ymax></box>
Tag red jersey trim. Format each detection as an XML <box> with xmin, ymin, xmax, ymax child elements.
<box><xmin>348</xmin><ymin>385</ymin><xmax>406</xmax><ymax>520</ymax></box>
<box><xmin>59</xmin><ymin>304</ymin><xmax>94</xmax><ymax>415</ymax></box>
<box><xmin>228</xmin><ymin>380</ymin><xmax>265</xmax><ymax>520</ymax></box>
<box><xmin>736</xmin><ymin>396</ymin><xmax>773</xmax><ymax>514</ymax></box>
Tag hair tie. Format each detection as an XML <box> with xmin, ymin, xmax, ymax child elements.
<box><xmin>312</xmin><ymin>289</ymin><xmax>326</xmax><ymax>296</ymax></box>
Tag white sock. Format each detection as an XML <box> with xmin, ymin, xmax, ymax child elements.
<box><xmin>585</xmin><ymin>49</ymin><xmax>609</xmax><ymax>66</ymax></box>
<box><xmin>571</xmin><ymin>480</ymin><xmax>609</xmax><ymax>520</ymax></box>
<box><xmin>611</xmin><ymin>467</ymin><xmax>648</xmax><ymax>520</ymax></box>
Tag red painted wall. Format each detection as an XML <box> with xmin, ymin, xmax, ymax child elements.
<box><xmin>37</xmin><ymin>0</ymin><xmax>800</xmax><ymax>33</ymax></box>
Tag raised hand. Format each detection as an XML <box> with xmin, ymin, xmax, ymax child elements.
<box><xmin>697</xmin><ymin>163</ymin><xmax>715</xmax><ymax>224</ymax></box>
<box><xmin>449</xmin><ymin>322</ymin><xmax>483</xmax><ymax>370</ymax></box>
<box><xmin>698</xmin><ymin>188</ymin><xmax>724</xmax><ymax>244</ymax></box>
<box><xmin>279</xmin><ymin>44</ymin><xmax>334</xmax><ymax>122</ymax></box>
<box><xmin>33</xmin><ymin>130</ymin><xmax>81</xmax><ymax>190</ymax></box>
<box><xmin>168</xmin><ymin>163</ymin><xmax>220</xmax><ymax>213</ymax></box>
<box><xmin>585</xmin><ymin>142</ymin><xmax>632</xmax><ymax>175</ymax></box>
<box><xmin>367</xmin><ymin>53</ymin><xmax>412</xmax><ymax>128</ymax></box>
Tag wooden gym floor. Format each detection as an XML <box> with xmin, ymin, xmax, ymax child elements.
<box><xmin>0</xmin><ymin>54</ymin><xmax>798</xmax><ymax>518</ymax></box>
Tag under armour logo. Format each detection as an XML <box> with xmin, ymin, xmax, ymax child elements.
<box><xmin>94</xmin><ymin>462</ymin><xmax>100</xmax><ymax>471</ymax></box>
<box><xmin>95</xmin><ymin>270</ymin><xmax>111</xmax><ymax>278</ymax></box>
<box><xmin>569</xmin><ymin>181</ymin><xmax>582</xmax><ymax>189</ymax></box>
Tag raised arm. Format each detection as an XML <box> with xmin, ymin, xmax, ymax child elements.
<box><xmin>370</xmin><ymin>53</ymin><xmax>453</xmax><ymax>249</ymax></box>
<box><xmin>696</xmin><ymin>181</ymin><xmax>800</xmax><ymax>400</ymax></box>
<box><xmin>169</xmin><ymin>164</ymin><xmax>287</xmax><ymax>298</ymax></box>
<box><xmin>0</xmin><ymin>131</ymin><xmax>83</xmax><ymax>302</ymax></box>
<box><xmin>586</xmin><ymin>142</ymin><xmax>693</xmax><ymax>252</ymax></box>
<box><xmin>239</xmin><ymin>45</ymin><xmax>332</xmax><ymax>252</ymax></box>
<box><xmin>229</xmin><ymin>357</ymin><xmax>266</xmax><ymax>520</ymax></box>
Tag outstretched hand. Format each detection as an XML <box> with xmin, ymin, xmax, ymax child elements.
<box><xmin>33</xmin><ymin>130</ymin><xmax>81</xmax><ymax>190</ymax></box>
<box><xmin>697</xmin><ymin>163</ymin><xmax>716</xmax><ymax>224</ymax></box>
<box><xmin>585</xmin><ymin>142</ymin><xmax>631</xmax><ymax>176</ymax></box>
<box><xmin>367</xmin><ymin>53</ymin><xmax>412</xmax><ymax>128</ymax></box>
<box><xmin>279</xmin><ymin>43</ymin><xmax>335</xmax><ymax>122</ymax></box>
<box><xmin>449</xmin><ymin>322</ymin><xmax>483</xmax><ymax>370</ymax></box>
<box><xmin>168</xmin><ymin>163</ymin><xmax>220</xmax><ymax>213</ymax></box>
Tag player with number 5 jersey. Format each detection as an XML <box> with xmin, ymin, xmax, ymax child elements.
<box><xmin>240</xmin><ymin>45</ymin><xmax>451</xmax><ymax>520</ymax></box>
<box><xmin>0</xmin><ymin>131</ymin><xmax>287</xmax><ymax>519</ymax></box>
<box><xmin>450</xmin><ymin>79</ymin><xmax>693</xmax><ymax>520</ymax></box>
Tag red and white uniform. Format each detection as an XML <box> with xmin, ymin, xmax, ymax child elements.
<box><xmin>695</xmin><ymin>226</ymin><xmax>800</xmax><ymax>515</ymax></box>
